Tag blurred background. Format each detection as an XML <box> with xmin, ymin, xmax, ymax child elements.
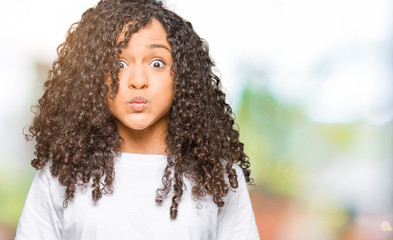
<box><xmin>0</xmin><ymin>0</ymin><xmax>392</xmax><ymax>239</ymax></box>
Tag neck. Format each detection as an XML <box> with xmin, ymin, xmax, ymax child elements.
<box><xmin>116</xmin><ymin>119</ymin><xmax>168</xmax><ymax>155</ymax></box>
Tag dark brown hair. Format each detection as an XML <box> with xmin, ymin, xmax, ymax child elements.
<box><xmin>27</xmin><ymin>0</ymin><xmax>253</xmax><ymax>219</ymax></box>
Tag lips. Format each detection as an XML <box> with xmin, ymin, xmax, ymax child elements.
<box><xmin>129</xmin><ymin>96</ymin><xmax>148</xmax><ymax>111</ymax></box>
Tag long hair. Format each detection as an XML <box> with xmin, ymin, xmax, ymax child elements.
<box><xmin>27</xmin><ymin>0</ymin><xmax>253</xmax><ymax>219</ymax></box>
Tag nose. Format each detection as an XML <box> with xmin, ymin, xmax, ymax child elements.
<box><xmin>128</xmin><ymin>65</ymin><xmax>149</xmax><ymax>89</ymax></box>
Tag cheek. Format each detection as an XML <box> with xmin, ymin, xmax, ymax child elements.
<box><xmin>105</xmin><ymin>87</ymin><xmax>122</xmax><ymax>115</ymax></box>
<box><xmin>158</xmin><ymin>80</ymin><xmax>174</xmax><ymax>110</ymax></box>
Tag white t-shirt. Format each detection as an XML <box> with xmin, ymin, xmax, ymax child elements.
<box><xmin>15</xmin><ymin>153</ymin><xmax>260</xmax><ymax>240</ymax></box>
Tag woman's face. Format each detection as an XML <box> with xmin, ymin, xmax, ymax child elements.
<box><xmin>107</xmin><ymin>19</ymin><xmax>174</xmax><ymax>135</ymax></box>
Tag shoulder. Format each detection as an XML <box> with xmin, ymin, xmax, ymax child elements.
<box><xmin>35</xmin><ymin>160</ymin><xmax>59</xmax><ymax>185</ymax></box>
<box><xmin>31</xmin><ymin>161</ymin><xmax>65</xmax><ymax>203</ymax></box>
<box><xmin>227</xmin><ymin>162</ymin><xmax>248</xmax><ymax>190</ymax></box>
<box><xmin>227</xmin><ymin>163</ymin><xmax>250</xmax><ymax>198</ymax></box>
<box><xmin>232</xmin><ymin>163</ymin><xmax>246</xmax><ymax>179</ymax></box>
<box><xmin>216</xmin><ymin>164</ymin><xmax>260</xmax><ymax>239</ymax></box>
<box><xmin>15</xmin><ymin>161</ymin><xmax>65</xmax><ymax>239</ymax></box>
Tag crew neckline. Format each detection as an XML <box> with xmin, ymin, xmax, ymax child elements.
<box><xmin>116</xmin><ymin>152</ymin><xmax>168</xmax><ymax>165</ymax></box>
<box><xmin>120</xmin><ymin>152</ymin><xmax>167</xmax><ymax>157</ymax></box>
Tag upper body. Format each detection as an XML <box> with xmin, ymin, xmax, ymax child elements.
<box><xmin>15</xmin><ymin>153</ymin><xmax>260</xmax><ymax>240</ymax></box>
<box><xmin>19</xmin><ymin>0</ymin><xmax>260</xmax><ymax>239</ymax></box>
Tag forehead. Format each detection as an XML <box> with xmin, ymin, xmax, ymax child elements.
<box><xmin>117</xmin><ymin>18</ymin><xmax>168</xmax><ymax>45</ymax></box>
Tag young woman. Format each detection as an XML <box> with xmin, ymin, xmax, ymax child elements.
<box><xmin>15</xmin><ymin>0</ymin><xmax>260</xmax><ymax>239</ymax></box>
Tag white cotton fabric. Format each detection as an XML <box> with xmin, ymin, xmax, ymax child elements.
<box><xmin>15</xmin><ymin>153</ymin><xmax>260</xmax><ymax>240</ymax></box>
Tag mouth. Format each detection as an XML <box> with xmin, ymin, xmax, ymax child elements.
<box><xmin>129</xmin><ymin>96</ymin><xmax>148</xmax><ymax>111</ymax></box>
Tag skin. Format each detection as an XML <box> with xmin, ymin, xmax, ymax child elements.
<box><xmin>107</xmin><ymin>19</ymin><xmax>174</xmax><ymax>155</ymax></box>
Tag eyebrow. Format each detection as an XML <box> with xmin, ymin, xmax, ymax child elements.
<box><xmin>146</xmin><ymin>44</ymin><xmax>171</xmax><ymax>52</ymax></box>
<box><xmin>123</xmin><ymin>43</ymin><xmax>171</xmax><ymax>53</ymax></box>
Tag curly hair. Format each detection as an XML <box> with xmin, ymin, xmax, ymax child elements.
<box><xmin>27</xmin><ymin>0</ymin><xmax>253</xmax><ymax>219</ymax></box>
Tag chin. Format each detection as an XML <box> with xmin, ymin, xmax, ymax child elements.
<box><xmin>127</xmin><ymin>123</ymin><xmax>149</xmax><ymax>131</ymax></box>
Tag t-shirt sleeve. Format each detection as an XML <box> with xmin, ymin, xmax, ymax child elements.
<box><xmin>216</xmin><ymin>164</ymin><xmax>260</xmax><ymax>240</ymax></box>
<box><xmin>15</xmin><ymin>164</ymin><xmax>63</xmax><ymax>240</ymax></box>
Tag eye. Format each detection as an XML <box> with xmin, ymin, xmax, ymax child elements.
<box><xmin>150</xmin><ymin>59</ymin><xmax>165</xmax><ymax>69</ymax></box>
<box><xmin>119</xmin><ymin>60</ymin><xmax>128</xmax><ymax>68</ymax></box>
